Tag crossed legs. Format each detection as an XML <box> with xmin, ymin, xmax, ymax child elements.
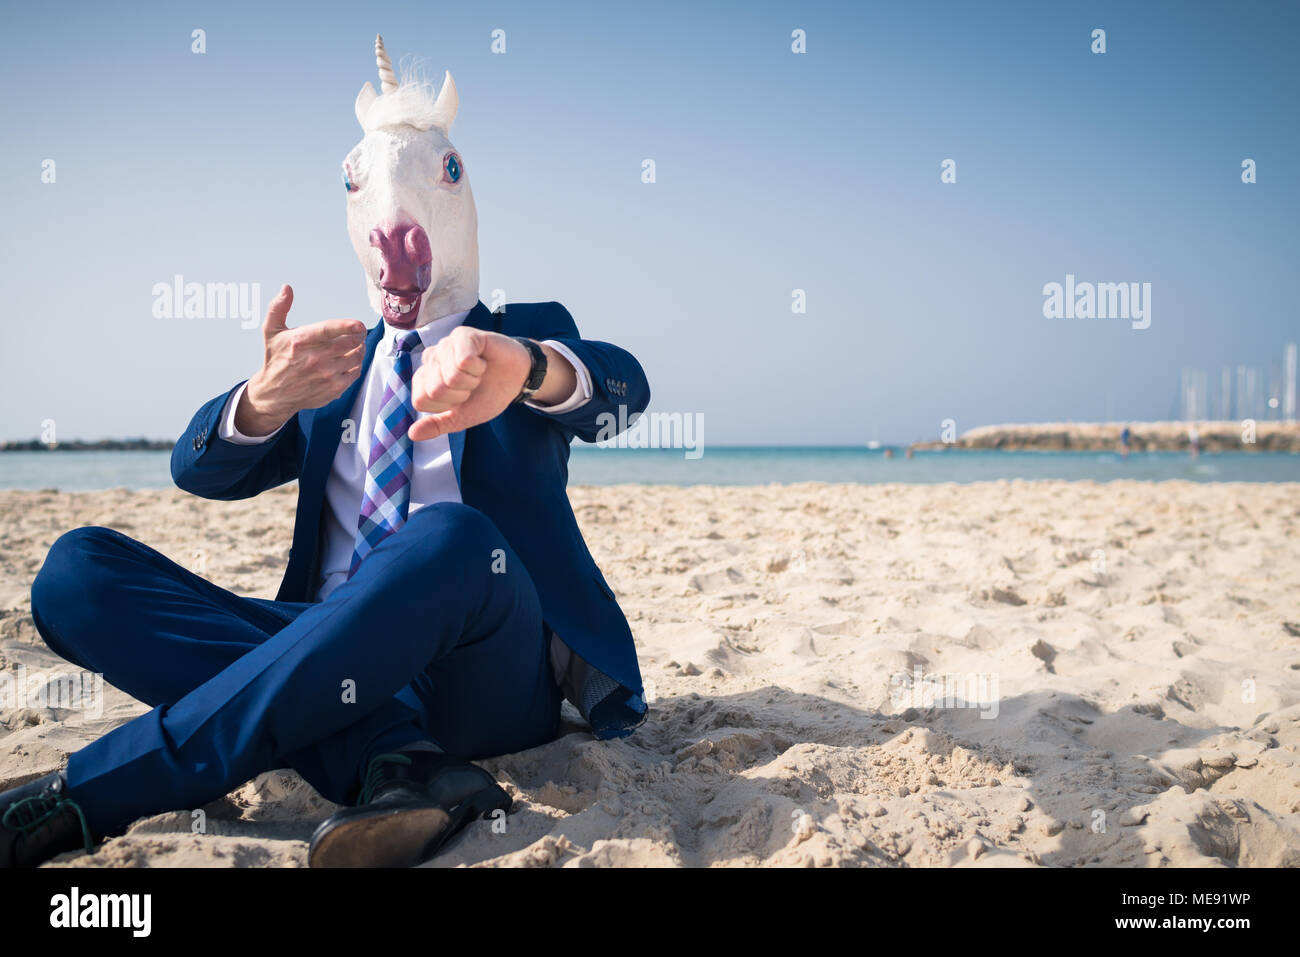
<box><xmin>29</xmin><ymin>502</ymin><xmax>560</xmax><ymax>838</ymax></box>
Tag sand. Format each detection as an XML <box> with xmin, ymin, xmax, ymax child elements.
<box><xmin>1</xmin><ymin>480</ymin><xmax>1298</xmax><ymax>868</ymax></box>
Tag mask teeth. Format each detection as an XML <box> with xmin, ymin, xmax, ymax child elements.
<box><xmin>384</xmin><ymin>293</ymin><xmax>417</xmax><ymax>314</ymax></box>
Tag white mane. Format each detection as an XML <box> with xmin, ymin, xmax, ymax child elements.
<box><xmin>361</xmin><ymin>73</ymin><xmax>446</xmax><ymax>133</ymax></box>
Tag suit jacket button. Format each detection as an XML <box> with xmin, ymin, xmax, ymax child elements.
<box><xmin>193</xmin><ymin>436</ymin><xmax>202</xmax><ymax>451</ymax></box>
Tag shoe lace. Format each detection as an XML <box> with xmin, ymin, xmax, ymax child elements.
<box><xmin>2</xmin><ymin>791</ymin><xmax>95</xmax><ymax>856</ymax></box>
<box><xmin>357</xmin><ymin>753</ymin><xmax>413</xmax><ymax>806</ymax></box>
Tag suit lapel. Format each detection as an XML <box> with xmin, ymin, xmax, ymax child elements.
<box><xmin>301</xmin><ymin>319</ymin><xmax>384</xmax><ymax>516</ymax></box>
<box><xmin>282</xmin><ymin>319</ymin><xmax>383</xmax><ymax>600</ymax></box>
<box><xmin>311</xmin><ymin>319</ymin><xmax>384</xmax><ymax>453</ymax></box>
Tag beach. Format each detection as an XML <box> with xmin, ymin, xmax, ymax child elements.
<box><xmin>2</xmin><ymin>480</ymin><xmax>1298</xmax><ymax>867</ymax></box>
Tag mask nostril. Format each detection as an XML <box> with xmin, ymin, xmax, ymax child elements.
<box><xmin>405</xmin><ymin>225</ymin><xmax>432</xmax><ymax>265</ymax></box>
<box><xmin>369</xmin><ymin>227</ymin><xmax>384</xmax><ymax>249</ymax></box>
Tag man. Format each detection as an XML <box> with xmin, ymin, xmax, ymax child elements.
<box><xmin>0</xmin><ymin>284</ymin><xmax>650</xmax><ymax>867</ymax></box>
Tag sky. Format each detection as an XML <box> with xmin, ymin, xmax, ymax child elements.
<box><xmin>1</xmin><ymin>0</ymin><xmax>1297</xmax><ymax>445</ymax></box>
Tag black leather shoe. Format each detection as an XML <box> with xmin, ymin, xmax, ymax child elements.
<box><xmin>308</xmin><ymin>748</ymin><xmax>511</xmax><ymax>868</ymax></box>
<box><xmin>0</xmin><ymin>771</ymin><xmax>96</xmax><ymax>868</ymax></box>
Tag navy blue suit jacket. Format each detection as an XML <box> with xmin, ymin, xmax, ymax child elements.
<box><xmin>170</xmin><ymin>300</ymin><xmax>651</xmax><ymax>734</ymax></box>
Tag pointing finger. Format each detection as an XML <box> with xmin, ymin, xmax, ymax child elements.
<box><xmin>262</xmin><ymin>284</ymin><xmax>293</xmax><ymax>337</ymax></box>
<box><xmin>300</xmin><ymin>319</ymin><xmax>367</xmax><ymax>341</ymax></box>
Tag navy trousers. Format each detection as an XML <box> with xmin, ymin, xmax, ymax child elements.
<box><xmin>29</xmin><ymin>502</ymin><xmax>561</xmax><ymax>838</ymax></box>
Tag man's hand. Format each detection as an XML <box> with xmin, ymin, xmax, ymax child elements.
<box><xmin>408</xmin><ymin>327</ymin><xmax>575</xmax><ymax>441</ymax></box>
<box><xmin>235</xmin><ymin>285</ymin><xmax>367</xmax><ymax>437</ymax></box>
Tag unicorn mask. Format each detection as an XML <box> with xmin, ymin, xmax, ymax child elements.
<box><xmin>344</xmin><ymin>35</ymin><xmax>479</xmax><ymax>330</ymax></box>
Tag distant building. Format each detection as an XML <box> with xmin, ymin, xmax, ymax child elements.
<box><xmin>1218</xmin><ymin>367</ymin><xmax>1233</xmax><ymax>420</ymax></box>
<box><xmin>1180</xmin><ymin>367</ymin><xmax>1208</xmax><ymax>421</ymax></box>
<box><xmin>1285</xmin><ymin>343</ymin><xmax>1297</xmax><ymax>422</ymax></box>
<box><xmin>1178</xmin><ymin>346</ymin><xmax>1294</xmax><ymax>422</ymax></box>
<box><xmin>1236</xmin><ymin>365</ymin><xmax>1261</xmax><ymax>420</ymax></box>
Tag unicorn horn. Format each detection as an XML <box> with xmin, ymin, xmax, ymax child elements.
<box><xmin>375</xmin><ymin>34</ymin><xmax>399</xmax><ymax>94</ymax></box>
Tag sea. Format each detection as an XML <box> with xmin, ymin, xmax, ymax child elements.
<box><xmin>0</xmin><ymin>447</ymin><xmax>1298</xmax><ymax>491</ymax></box>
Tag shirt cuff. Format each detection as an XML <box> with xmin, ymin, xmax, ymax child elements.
<box><xmin>524</xmin><ymin>340</ymin><xmax>592</xmax><ymax>415</ymax></box>
<box><xmin>218</xmin><ymin>381</ymin><xmax>287</xmax><ymax>445</ymax></box>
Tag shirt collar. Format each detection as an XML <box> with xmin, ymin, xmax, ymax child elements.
<box><xmin>380</xmin><ymin>308</ymin><xmax>470</xmax><ymax>356</ymax></box>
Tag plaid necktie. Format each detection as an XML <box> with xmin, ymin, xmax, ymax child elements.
<box><xmin>349</xmin><ymin>328</ymin><xmax>424</xmax><ymax>578</ymax></box>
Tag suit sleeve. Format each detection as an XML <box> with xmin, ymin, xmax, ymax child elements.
<box><xmin>520</xmin><ymin>303</ymin><xmax>651</xmax><ymax>444</ymax></box>
<box><xmin>170</xmin><ymin>382</ymin><xmax>303</xmax><ymax>500</ymax></box>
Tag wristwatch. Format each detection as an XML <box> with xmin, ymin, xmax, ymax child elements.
<box><xmin>512</xmin><ymin>337</ymin><xmax>548</xmax><ymax>404</ymax></box>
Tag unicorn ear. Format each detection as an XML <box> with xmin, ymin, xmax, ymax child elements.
<box><xmin>354</xmin><ymin>81</ymin><xmax>377</xmax><ymax>129</ymax></box>
<box><xmin>430</xmin><ymin>71</ymin><xmax>459</xmax><ymax>132</ymax></box>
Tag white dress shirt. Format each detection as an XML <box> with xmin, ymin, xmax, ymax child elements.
<box><xmin>217</xmin><ymin>311</ymin><xmax>592</xmax><ymax>602</ymax></box>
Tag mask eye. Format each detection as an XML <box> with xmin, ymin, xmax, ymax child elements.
<box><xmin>342</xmin><ymin>162</ymin><xmax>358</xmax><ymax>193</ymax></box>
<box><xmin>443</xmin><ymin>152</ymin><xmax>462</xmax><ymax>184</ymax></box>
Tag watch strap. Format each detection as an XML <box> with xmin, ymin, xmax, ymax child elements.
<box><xmin>512</xmin><ymin>337</ymin><xmax>548</xmax><ymax>404</ymax></box>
